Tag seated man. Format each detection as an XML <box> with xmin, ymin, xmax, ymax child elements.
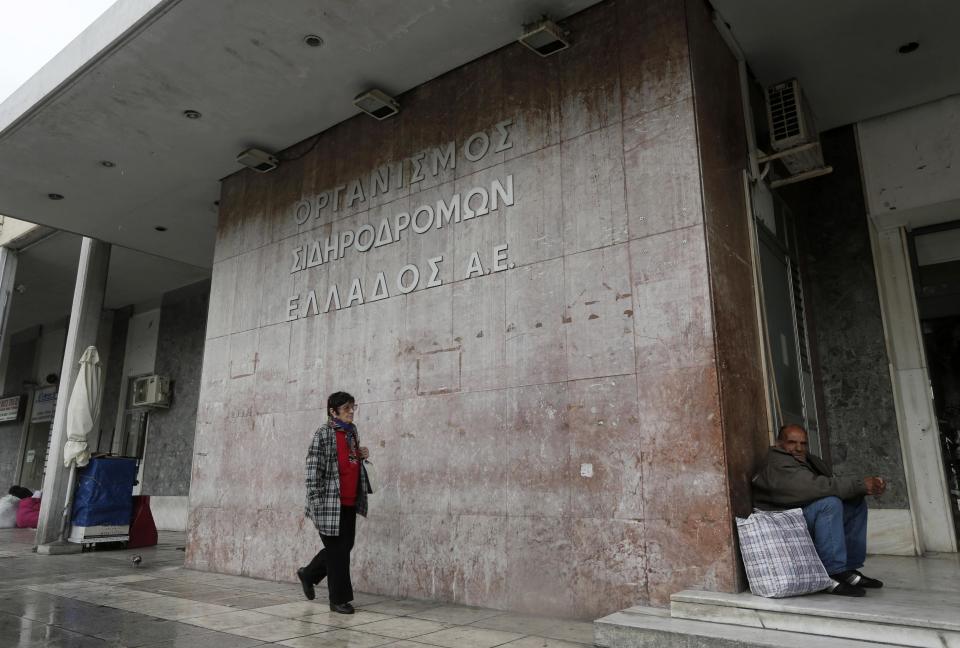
<box><xmin>752</xmin><ymin>424</ymin><xmax>886</xmax><ymax>597</ymax></box>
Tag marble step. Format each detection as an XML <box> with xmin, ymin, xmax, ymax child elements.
<box><xmin>594</xmin><ymin>605</ymin><xmax>884</xmax><ymax>648</ymax></box>
<box><xmin>670</xmin><ymin>588</ymin><xmax>960</xmax><ymax>648</ymax></box>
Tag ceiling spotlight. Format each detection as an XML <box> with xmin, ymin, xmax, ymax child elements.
<box><xmin>48</xmin><ymin>193</ymin><xmax>64</xmax><ymax>200</ymax></box>
<box><xmin>519</xmin><ymin>16</ymin><xmax>569</xmax><ymax>57</ymax></box>
<box><xmin>99</xmin><ymin>160</ymin><xmax>115</xmax><ymax>168</ymax></box>
<box><xmin>353</xmin><ymin>89</ymin><xmax>400</xmax><ymax>120</ymax></box>
<box><xmin>237</xmin><ymin>148</ymin><xmax>279</xmax><ymax>173</ymax></box>
<box><xmin>898</xmin><ymin>41</ymin><xmax>920</xmax><ymax>54</ymax></box>
<box><xmin>155</xmin><ymin>226</ymin><xmax>168</xmax><ymax>232</ymax></box>
<box><xmin>303</xmin><ymin>34</ymin><xmax>324</xmax><ymax>47</ymax></box>
<box><xmin>183</xmin><ymin>109</ymin><xmax>202</xmax><ymax>119</ymax></box>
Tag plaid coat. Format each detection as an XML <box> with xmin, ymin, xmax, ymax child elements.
<box><xmin>304</xmin><ymin>422</ymin><xmax>369</xmax><ymax>536</ymax></box>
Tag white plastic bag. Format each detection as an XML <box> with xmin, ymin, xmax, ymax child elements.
<box><xmin>0</xmin><ymin>494</ymin><xmax>19</xmax><ymax>528</ymax></box>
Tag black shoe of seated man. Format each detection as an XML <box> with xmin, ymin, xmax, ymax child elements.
<box><xmin>826</xmin><ymin>579</ymin><xmax>866</xmax><ymax>597</ymax></box>
<box><xmin>296</xmin><ymin>568</ymin><xmax>315</xmax><ymax>601</ymax></box>
<box><xmin>846</xmin><ymin>570</ymin><xmax>883</xmax><ymax>588</ymax></box>
<box><xmin>330</xmin><ymin>602</ymin><xmax>355</xmax><ymax>614</ymax></box>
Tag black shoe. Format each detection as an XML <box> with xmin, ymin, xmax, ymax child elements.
<box><xmin>330</xmin><ymin>602</ymin><xmax>355</xmax><ymax>614</ymax></box>
<box><xmin>848</xmin><ymin>570</ymin><xmax>883</xmax><ymax>588</ymax></box>
<box><xmin>296</xmin><ymin>568</ymin><xmax>315</xmax><ymax>601</ymax></box>
<box><xmin>826</xmin><ymin>580</ymin><xmax>865</xmax><ymax>597</ymax></box>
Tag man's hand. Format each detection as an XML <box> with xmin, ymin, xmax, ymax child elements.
<box><xmin>359</xmin><ymin>446</ymin><xmax>370</xmax><ymax>460</ymax></box>
<box><xmin>864</xmin><ymin>476</ymin><xmax>886</xmax><ymax>496</ymax></box>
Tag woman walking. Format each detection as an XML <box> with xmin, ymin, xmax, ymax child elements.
<box><xmin>298</xmin><ymin>391</ymin><xmax>371</xmax><ymax>614</ymax></box>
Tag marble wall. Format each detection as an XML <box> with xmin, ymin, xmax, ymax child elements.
<box><xmin>141</xmin><ymin>281</ymin><xmax>210</xmax><ymax>496</ymax></box>
<box><xmin>779</xmin><ymin>128</ymin><xmax>908</xmax><ymax>509</ymax></box>
<box><xmin>187</xmin><ymin>0</ymin><xmax>761</xmax><ymax>617</ymax></box>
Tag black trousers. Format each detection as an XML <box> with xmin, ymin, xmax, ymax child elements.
<box><xmin>303</xmin><ymin>506</ymin><xmax>356</xmax><ymax>604</ymax></box>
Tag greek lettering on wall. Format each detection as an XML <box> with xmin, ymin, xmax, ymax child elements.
<box><xmin>284</xmin><ymin>119</ymin><xmax>518</xmax><ymax>322</ymax></box>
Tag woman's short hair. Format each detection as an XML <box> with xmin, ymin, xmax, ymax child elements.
<box><xmin>327</xmin><ymin>391</ymin><xmax>355</xmax><ymax>416</ymax></box>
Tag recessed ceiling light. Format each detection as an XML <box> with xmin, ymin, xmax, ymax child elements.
<box><xmin>155</xmin><ymin>226</ymin><xmax>168</xmax><ymax>232</ymax></box>
<box><xmin>48</xmin><ymin>193</ymin><xmax>64</xmax><ymax>200</ymax></box>
<box><xmin>183</xmin><ymin>109</ymin><xmax>202</xmax><ymax>119</ymax></box>
<box><xmin>99</xmin><ymin>160</ymin><xmax>115</xmax><ymax>168</ymax></box>
<box><xmin>898</xmin><ymin>41</ymin><xmax>920</xmax><ymax>54</ymax></box>
<box><xmin>303</xmin><ymin>34</ymin><xmax>324</xmax><ymax>47</ymax></box>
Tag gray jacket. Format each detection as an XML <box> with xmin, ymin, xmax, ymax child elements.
<box><xmin>751</xmin><ymin>447</ymin><xmax>867</xmax><ymax>510</ymax></box>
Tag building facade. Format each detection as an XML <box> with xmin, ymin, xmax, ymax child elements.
<box><xmin>0</xmin><ymin>0</ymin><xmax>958</xmax><ymax>623</ymax></box>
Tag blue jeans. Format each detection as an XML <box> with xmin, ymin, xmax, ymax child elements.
<box><xmin>801</xmin><ymin>496</ymin><xmax>867</xmax><ymax>576</ymax></box>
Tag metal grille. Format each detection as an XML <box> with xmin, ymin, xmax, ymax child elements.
<box><xmin>768</xmin><ymin>83</ymin><xmax>801</xmax><ymax>143</ymax></box>
<box><xmin>789</xmin><ymin>258</ymin><xmax>811</xmax><ymax>373</ymax></box>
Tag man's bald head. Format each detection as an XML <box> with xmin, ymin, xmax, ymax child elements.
<box><xmin>777</xmin><ymin>424</ymin><xmax>807</xmax><ymax>441</ymax></box>
<box><xmin>777</xmin><ymin>424</ymin><xmax>808</xmax><ymax>461</ymax></box>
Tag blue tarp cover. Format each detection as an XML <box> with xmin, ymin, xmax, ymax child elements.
<box><xmin>71</xmin><ymin>457</ymin><xmax>137</xmax><ymax>526</ymax></box>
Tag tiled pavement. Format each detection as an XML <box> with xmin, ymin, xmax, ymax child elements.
<box><xmin>0</xmin><ymin>528</ymin><xmax>594</xmax><ymax>647</ymax></box>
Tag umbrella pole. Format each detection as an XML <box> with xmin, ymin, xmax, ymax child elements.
<box><xmin>57</xmin><ymin>463</ymin><xmax>78</xmax><ymax>543</ymax></box>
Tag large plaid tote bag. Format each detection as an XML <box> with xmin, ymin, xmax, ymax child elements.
<box><xmin>736</xmin><ymin>508</ymin><xmax>833</xmax><ymax>598</ymax></box>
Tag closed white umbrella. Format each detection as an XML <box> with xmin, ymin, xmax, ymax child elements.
<box><xmin>63</xmin><ymin>346</ymin><xmax>101</xmax><ymax>468</ymax></box>
<box><xmin>58</xmin><ymin>346</ymin><xmax>102</xmax><ymax>542</ymax></box>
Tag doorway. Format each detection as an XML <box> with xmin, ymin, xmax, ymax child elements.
<box><xmin>910</xmin><ymin>221</ymin><xmax>960</xmax><ymax>544</ymax></box>
<box><xmin>17</xmin><ymin>386</ymin><xmax>57</xmax><ymax>491</ymax></box>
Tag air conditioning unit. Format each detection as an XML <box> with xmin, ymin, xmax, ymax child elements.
<box><xmin>763</xmin><ymin>78</ymin><xmax>831</xmax><ymax>183</ymax></box>
<box><xmin>131</xmin><ymin>375</ymin><xmax>171</xmax><ymax>408</ymax></box>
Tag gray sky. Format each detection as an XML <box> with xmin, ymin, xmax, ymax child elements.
<box><xmin>0</xmin><ymin>0</ymin><xmax>117</xmax><ymax>103</ymax></box>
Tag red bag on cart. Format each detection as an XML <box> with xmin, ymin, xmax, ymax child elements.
<box><xmin>128</xmin><ymin>495</ymin><xmax>158</xmax><ymax>548</ymax></box>
<box><xmin>16</xmin><ymin>496</ymin><xmax>41</xmax><ymax>528</ymax></box>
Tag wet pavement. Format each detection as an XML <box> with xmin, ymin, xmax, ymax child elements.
<box><xmin>0</xmin><ymin>528</ymin><xmax>593</xmax><ymax>647</ymax></box>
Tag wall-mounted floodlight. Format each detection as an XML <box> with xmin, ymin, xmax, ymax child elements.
<box><xmin>353</xmin><ymin>89</ymin><xmax>400</xmax><ymax>120</ymax></box>
<box><xmin>237</xmin><ymin>148</ymin><xmax>279</xmax><ymax>173</ymax></box>
<box><xmin>519</xmin><ymin>17</ymin><xmax>569</xmax><ymax>57</ymax></box>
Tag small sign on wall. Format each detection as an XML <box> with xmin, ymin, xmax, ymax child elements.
<box><xmin>31</xmin><ymin>387</ymin><xmax>57</xmax><ymax>423</ymax></box>
<box><xmin>0</xmin><ymin>395</ymin><xmax>22</xmax><ymax>422</ymax></box>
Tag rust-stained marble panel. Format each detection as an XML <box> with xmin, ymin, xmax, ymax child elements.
<box><xmin>560</xmin><ymin>0</ymin><xmax>623</xmax><ymax>142</ymax></box>
<box><xmin>505</xmin><ymin>382</ymin><xmax>572</xmax><ymax>518</ymax></box>
<box><xmin>452</xmin><ymin>271</ymin><xmax>507</xmax><ymax>393</ymax></box>
<box><xmin>636</xmin><ymin>363</ymin><xmax>727</xmax><ymax>522</ymax></box>
<box><xmin>206</xmin><ymin>257</ymin><xmax>237</xmax><ymax>340</ymax></box>
<box><xmin>504</xmin><ymin>516</ymin><xmax>576</xmax><ymax>616</ymax></box>
<box><xmin>704</xmin><ymin>228</ymin><xmax>768</xmax><ymax>519</ymax></box>
<box><xmin>231</xmin><ymin>247</ymin><xmax>265</xmax><ymax>334</ymax></box>
<box><xmin>566</xmin><ymin>375</ymin><xmax>643</xmax><ymax>520</ymax></box>
<box><xmin>252</xmin><ymin>322</ymin><xmax>290</xmax><ymax>416</ymax></box>
<box><xmin>561</xmin><ymin>122</ymin><xmax>629</xmax><ymax>256</ymax></box>
<box><xmin>239</xmin><ymin>170</ymin><xmax>273</xmax><ymax>255</ymax></box>
<box><xmin>395</xmin><ymin>513</ymin><xmax>459</xmax><ymax>601</ymax></box>
<box><xmin>504</xmin><ymin>257</ymin><xmax>568</xmax><ymax>387</ymax></box>
<box><xmin>644</xmin><ymin>517</ymin><xmax>737</xmax><ymax>606</ymax></box>
<box><xmin>501</xmin><ymin>43</ymin><xmax>561</xmax><ymax>161</ymax></box>
<box><xmin>623</xmin><ymin>98</ymin><xmax>702</xmax><ymax>241</ymax></box>
<box><xmin>618</xmin><ymin>0</ymin><xmax>692</xmax><ymax>121</ymax></box>
<box><xmin>629</xmin><ymin>225</ymin><xmax>714</xmax><ymax>372</ymax></box>
<box><xmin>570</xmin><ymin>517</ymin><xmax>646</xmax><ymax>618</ymax></box>
<box><xmin>503</xmin><ymin>145</ymin><xmax>564</xmax><ymax>268</ymax></box>
<box><xmin>396</xmin><ymin>391</ymin><xmax>508</xmax><ymax>517</ymax></box>
<box><xmin>214</xmin><ymin>176</ymin><xmax>245</xmax><ymax>263</ymax></box>
<box><xmin>185</xmin><ymin>506</ymin><xmax>246</xmax><ymax>574</ymax></box>
<box><xmin>563</xmin><ymin>243</ymin><xmax>636</xmax><ymax>381</ymax></box>
<box><xmin>351</xmin><ymin>512</ymin><xmax>404</xmax><ymax>598</ymax></box>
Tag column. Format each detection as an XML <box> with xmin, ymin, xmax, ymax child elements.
<box><xmin>35</xmin><ymin>237</ymin><xmax>110</xmax><ymax>549</ymax></box>
<box><xmin>0</xmin><ymin>246</ymin><xmax>19</xmax><ymax>393</ymax></box>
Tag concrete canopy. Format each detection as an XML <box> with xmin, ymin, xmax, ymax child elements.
<box><xmin>0</xmin><ymin>0</ymin><xmax>599</xmax><ymax>269</ymax></box>
<box><xmin>711</xmin><ymin>0</ymin><xmax>960</xmax><ymax>131</ymax></box>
